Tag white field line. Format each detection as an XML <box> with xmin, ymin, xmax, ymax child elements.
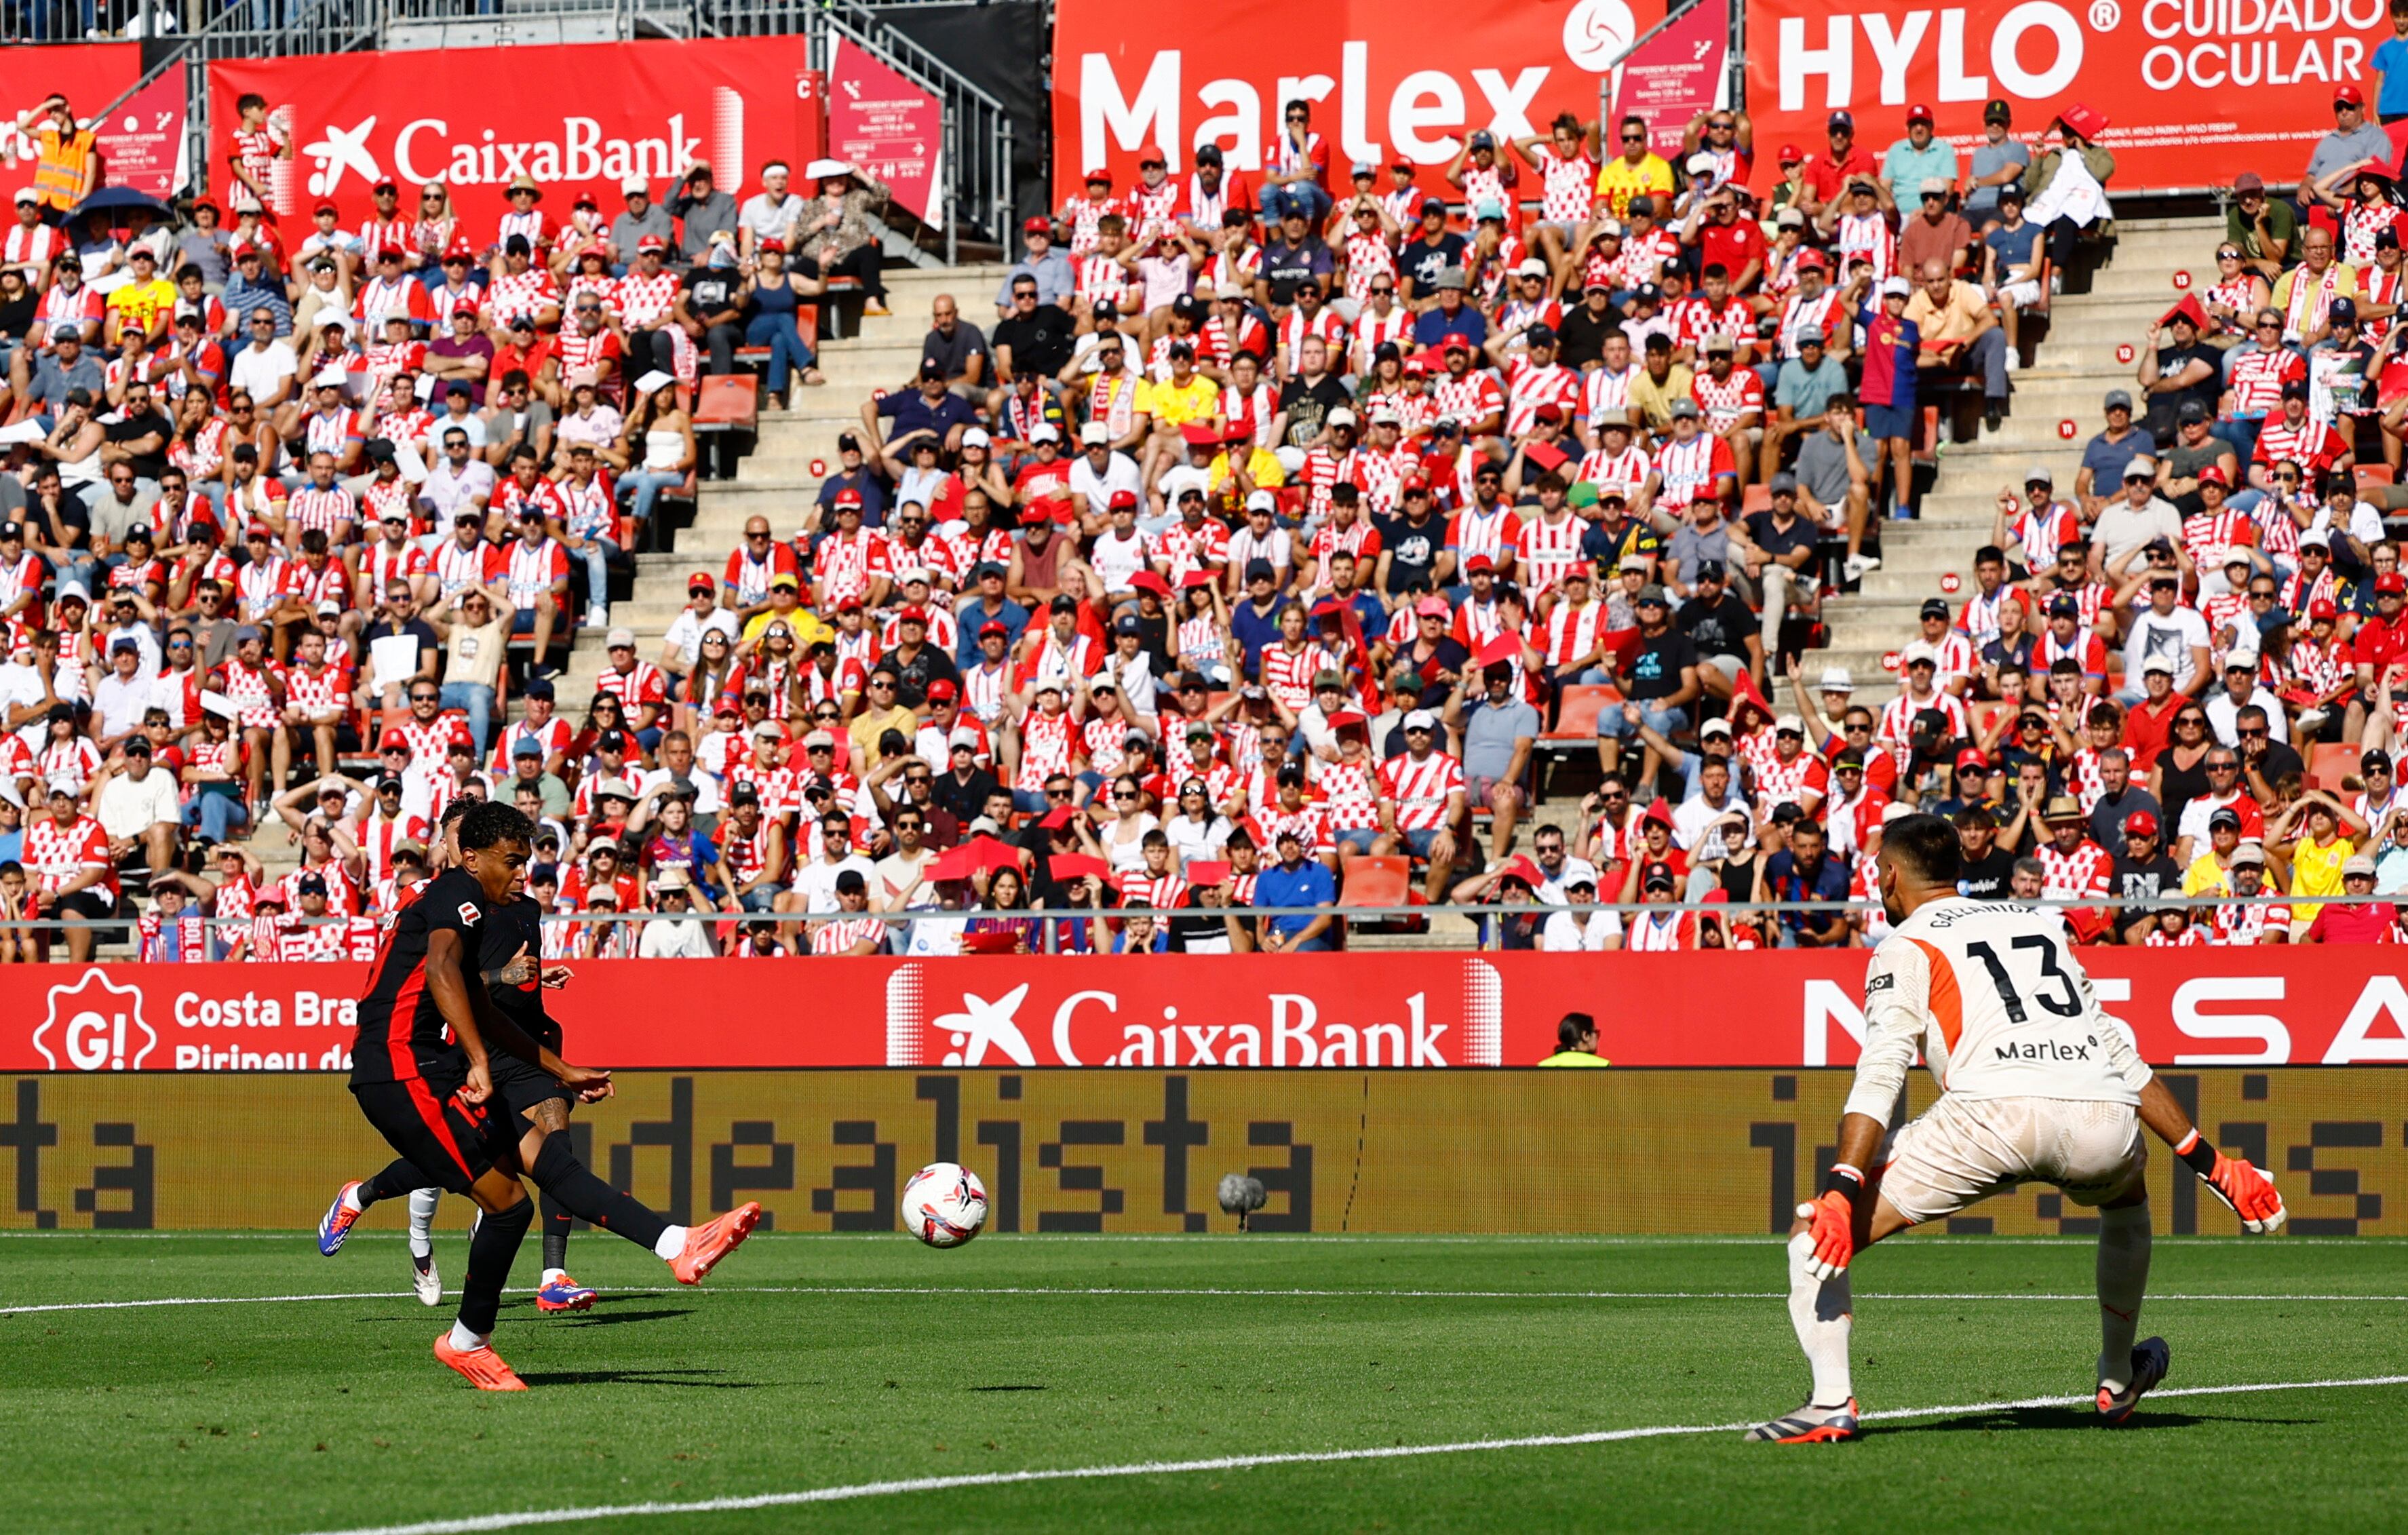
<box><xmin>290</xmin><ymin>1374</ymin><xmax>2408</xmax><ymax>1535</ymax></box>
<box><xmin>11</xmin><ymin>1284</ymin><xmax>2408</xmax><ymax>1317</ymax></box>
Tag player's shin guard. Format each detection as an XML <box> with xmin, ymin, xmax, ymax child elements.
<box><xmin>407</xmin><ymin>1186</ymin><xmax>441</xmax><ymax>1260</ymax></box>
<box><xmin>1787</xmin><ymin>1230</ymin><xmax>1854</xmax><ymax>1406</ymax></box>
<box><xmin>456</xmin><ymin>1191</ymin><xmax>535</xmax><ymax>1338</ymax></box>
<box><xmin>360</xmin><ymin>1159</ymin><xmax>429</xmax><ymax>1208</ymax></box>
<box><xmin>529</xmin><ymin>1131</ymin><xmax>671</xmax><ymax>1251</ymax></box>
<box><xmin>540</xmin><ymin>1191</ymin><xmax>572</xmax><ymax>1275</ymax></box>
<box><xmin>2096</xmin><ymin>1201</ymin><xmax>2153</xmax><ymax>1391</ymax></box>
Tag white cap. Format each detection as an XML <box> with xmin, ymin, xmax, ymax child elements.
<box><xmin>1368</xmin><ymin>406</ymin><xmax>1401</xmax><ymax>427</ymax></box>
<box><xmin>604</xmin><ymin>625</ymin><xmax>637</xmax><ymax>648</ymax></box>
<box><xmin>313</xmin><ymin>598</ymin><xmax>341</xmax><ymax>616</ymax></box>
<box><xmin>1028</xmin><ymin>423</ymin><xmax>1059</xmax><ymax>444</ymax></box>
<box><xmin>311</xmin><ymin>310</ymin><xmax>347</xmax><ymax>330</ymax></box>
<box><xmin>2141</xmin><ymin>655</ymin><xmax>2177</xmax><ymax>675</ymax></box>
<box><xmin>11</xmin><ymin>188</ymin><xmax>35</xmax><ymax>206</ymax></box>
<box><xmin>2221</xmin><ymin>545</ymin><xmax>2253</xmax><ymax>568</ymax></box>
<box><xmin>621</xmin><ymin>174</ymin><xmax>649</xmax><ymax>195</ymax></box>
<box><xmin>897</xmin><ymin>566</ymin><xmax>933</xmax><ymax>586</ymax></box>
<box><xmin>2300</xmin><ymin>528</ymin><xmax>2332</xmax><ymax>548</ymax></box>
<box><xmin>803</xmin><ymin>158</ymin><xmax>855</xmax><ymax>181</ymax></box>
<box><xmin>2225</xmin><ymin>646</ymin><xmax>2259</xmax><ymax>668</ymax></box>
<box><xmin>949</xmin><ymin>726</ymin><xmax>982</xmax><ymax>747</ymax></box>
<box><xmin>1699</xmin><ymin>716</ymin><xmax>1734</xmax><ymax>737</ymax></box>
<box><xmin>1245</xmin><ymin>489</ymin><xmax>1277</xmax><ymax>513</ymax></box>
<box><xmin>960</xmin><ymin>425</ymin><xmax>991</xmax><ymax>448</ymax></box>
<box><xmin>1515</xmin><ymin>257</ymin><xmax>1551</xmax><ymax>277</ymax></box>
<box><xmin>1403</xmin><ymin>708</ymin><xmax>1439</xmax><ymax>731</ymax></box>
<box><xmin>1327</xmin><ymin>406</ymin><xmax>1358</xmax><ymax>429</ymax></box>
<box><xmin>1216</xmin><ymin>281</ymin><xmax>1249</xmax><ymax>300</ymax></box>
<box><xmin>1901</xmin><ymin>640</ymin><xmax>1939</xmax><ymax>666</ymax></box>
<box><xmin>1081</xmin><ymin>421</ymin><xmax>1110</xmax><ymax>445</ymax></box>
<box><xmin>54</xmin><ymin>581</ymin><xmax>90</xmax><ymax>605</ymax></box>
<box><xmin>1880</xmin><ymin>275</ymin><xmax>1913</xmax><ymax>297</ymax></box>
<box><xmin>1817</xmin><ymin>665</ymin><xmax>1854</xmax><ymax>693</ymax></box>
<box><xmin>632</xmin><ymin>368</ymin><xmax>674</xmax><ymax>395</ymax></box>
<box><xmin>1685</xmin><ymin>151</ymin><xmax>1717</xmax><ymax>175</ymax></box>
<box><xmin>1774</xmin><ymin>713</ymin><xmax>1805</xmax><ymax>735</ymax></box>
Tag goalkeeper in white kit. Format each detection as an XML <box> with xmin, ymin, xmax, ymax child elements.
<box><xmin>1747</xmin><ymin>812</ymin><xmax>2289</xmax><ymax>1443</ymax></box>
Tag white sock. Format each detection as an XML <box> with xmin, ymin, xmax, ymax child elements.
<box><xmin>542</xmin><ymin>1268</ymin><xmax>566</xmax><ymax>1285</ymax></box>
<box><xmin>446</xmin><ymin>1321</ymin><xmax>486</xmax><ymax>1353</ymax></box>
<box><xmin>407</xmin><ymin>1188</ymin><xmax>441</xmax><ymax>1261</ymax></box>
<box><xmin>1787</xmin><ymin>1231</ymin><xmax>1854</xmax><ymax>1406</ymax></box>
<box><xmin>2096</xmin><ymin>1201</ymin><xmax>2153</xmax><ymax>1391</ymax></box>
<box><xmin>654</xmin><ymin>1225</ymin><xmax>687</xmax><ymax>1262</ymax></box>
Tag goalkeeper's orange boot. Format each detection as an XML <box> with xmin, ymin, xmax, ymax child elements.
<box><xmin>2097</xmin><ymin>1336</ymin><xmax>2171</xmax><ymax>1424</ymax></box>
<box><xmin>1743</xmin><ymin>1399</ymin><xmax>1861</xmax><ymax>1443</ymax></box>
<box><xmin>668</xmin><ymin>1203</ymin><xmax>761</xmax><ymax>1285</ymax></box>
<box><xmin>433</xmin><ymin>1332</ymin><xmax>528</xmax><ymax>1391</ymax></box>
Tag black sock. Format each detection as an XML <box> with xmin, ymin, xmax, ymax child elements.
<box><xmin>360</xmin><ymin>1159</ymin><xmax>429</xmax><ymax>1208</ymax></box>
<box><xmin>530</xmin><ymin>1131</ymin><xmax>670</xmax><ymax>1252</ymax></box>
<box><xmin>540</xmin><ymin>1191</ymin><xmax>571</xmax><ymax>1273</ymax></box>
<box><xmin>456</xmin><ymin>1191</ymin><xmax>534</xmax><ymax>1337</ymax></box>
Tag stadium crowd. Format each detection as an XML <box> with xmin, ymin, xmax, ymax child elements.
<box><xmin>0</xmin><ymin>83</ymin><xmax>2405</xmax><ymax>960</ymax></box>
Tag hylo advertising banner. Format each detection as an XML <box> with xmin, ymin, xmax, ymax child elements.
<box><xmin>1745</xmin><ymin>0</ymin><xmax>2395</xmax><ymax>193</ymax></box>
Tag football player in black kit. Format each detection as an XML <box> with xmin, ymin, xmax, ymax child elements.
<box><xmin>319</xmin><ymin>802</ymin><xmax>758</xmax><ymax>1391</ymax></box>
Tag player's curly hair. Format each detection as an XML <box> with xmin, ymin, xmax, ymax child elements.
<box><xmin>457</xmin><ymin>800</ymin><xmax>535</xmax><ymax>853</ymax></box>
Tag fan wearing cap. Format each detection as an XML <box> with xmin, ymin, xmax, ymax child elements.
<box><xmin>2304</xmin><ymin>852</ymin><xmax>2402</xmax><ymax>943</ymax></box>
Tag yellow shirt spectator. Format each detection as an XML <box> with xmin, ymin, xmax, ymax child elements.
<box><xmin>1207</xmin><ymin>445</ymin><xmax>1285</xmax><ymax>510</ymax></box>
<box><xmin>1140</xmin><ymin>372</ymin><xmax>1219</xmax><ymax>429</ymax></box>
<box><xmin>1595</xmin><ymin>150</ymin><xmax>1674</xmax><ymax>220</ymax></box>
<box><xmin>104</xmin><ymin>275</ymin><xmax>177</xmax><ymax>344</ymax></box>
<box><xmin>2288</xmin><ymin>830</ymin><xmax>2352</xmax><ymax>900</ymax></box>
<box><xmin>1627</xmin><ymin>363</ymin><xmax>1696</xmax><ymax>433</ymax></box>
<box><xmin>2181</xmin><ymin>851</ymin><xmax>2235</xmax><ymax>898</ymax></box>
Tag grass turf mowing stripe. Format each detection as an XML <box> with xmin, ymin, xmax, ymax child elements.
<box><xmin>12</xmin><ymin>1285</ymin><xmax>2408</xmax><ymax>1315</ymax></box>
<box><xmin>288</xmin><ymin>1374</ymin><xmax>2408</xmax><ymax>1535</ymax></box>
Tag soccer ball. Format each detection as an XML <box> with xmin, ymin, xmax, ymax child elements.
<box><xmin>901</xmin><ymin>1162</ymin><xmax>988</xmax><ymax>1248</ymax></box>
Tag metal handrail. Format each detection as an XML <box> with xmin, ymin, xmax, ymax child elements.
<box><xmin>694</xmin><ymin>0</ymin><xmax>1015</xmax><ymax>256</ymax></box>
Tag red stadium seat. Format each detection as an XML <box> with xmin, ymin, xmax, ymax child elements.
<box><xmin>693</xmin><ymin>374</ymin><xmax>759</xmax><ymax>435</ymax></box>
<box><xmin>1338</xmin><ymin>856</ymin><xmax>1412</xmax><ymax>908</ymax></box>
<box><xmin>2308</xmin><ymin>741</ymin><xmax>2359</xmax><ymax>793</ymax></box>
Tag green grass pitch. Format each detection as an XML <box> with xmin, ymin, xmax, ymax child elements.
<box><xmin>4</xmin><ymin>1230</ymin><xmax>2405</xmax><ymax>1532</ymax></box>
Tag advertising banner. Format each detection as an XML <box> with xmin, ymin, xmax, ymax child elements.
<box><xmin>1051</xmin><ymin>0</ymin><xmax>1671</xmax><ymax>201</ymax></box>
<box><xmin>7</xmin><ymin>951</ymin><xmax>2408</xmax><ymax>1075</ymax></box>
<box><xmin>0</xmin><ymin>42</ymin><xmax>184</xmax><ymax>201</ymax></box>
<box><xmin>1609</xmin><ymin>0</ymin><xmax>1732</xmax><ymax>167</ymax></box>
<box><xmin>206</xmin><ymin>37</ymin><xmax>825</xmax><ymax>235</ymax></box>
<box><xmin>1743</xmin><ymin>0</ymin><xmax>2394</xmax><ymax>194</ymax></box>
<box><xmin>827</xmin><ymin>37</ymin><xmax>944</xmax><ymax>225</ymax></box>
<box><xmin>3</xmin><ymin>1067</ymin><xmax>2398</xmax><ymax>1233</ymax></box>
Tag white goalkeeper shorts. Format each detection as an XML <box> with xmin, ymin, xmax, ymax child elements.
<box><xmin>1876</xmin><ymin>1093</ymin><xmax>2146</xmax><ymax>1226</ymax></box>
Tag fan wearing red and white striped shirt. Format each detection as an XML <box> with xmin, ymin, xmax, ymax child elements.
<box><xmin>1515</xmin><ymin>501</ymin><xmax>1587</xmax><ymax>602</ymax></box>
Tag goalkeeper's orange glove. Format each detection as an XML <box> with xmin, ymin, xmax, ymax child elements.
<box><xmin>2177</xmin><ymin>1130</ymin><xmax>2286</xmax><ymax>1233</ymax></box>
<box><xmin>1797</xmin><ymin>1165</ymin><xmax>1867</xmax><ymax>1281</ymax></box>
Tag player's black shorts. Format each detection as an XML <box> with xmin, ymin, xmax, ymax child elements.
<box><xmin>351</xmin><ymin>1072</ymin><xmax>529</xmax><ymax>1197</ymax></box>
<box><xmin>488</xmin><ymin>1049</ymin><xmax>572</xmax><ymax>1118</ymax></box>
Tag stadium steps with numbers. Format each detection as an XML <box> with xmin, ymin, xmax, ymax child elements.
<box><xmin>1812</xmin><ymin>216</ymin><xmax>2226</xmax><ymax>698</ymax></box>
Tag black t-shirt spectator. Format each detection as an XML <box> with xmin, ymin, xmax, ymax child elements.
<box><xmin>1555</xmin><ymin>298</ymin><xmax>1625</xmax><ymax>372</ymax></box>
<box><xmin>2147</xmin><ymin>341</ymin><xmax>2222</xmax><ymax>440</ymax></box>
<box><xmin>2162</xmin><ymin>437</ymin><xmax>2227</xmax><ymax>518</ymax></box>
<box><xmin>684</xmin><ymin>267</ymin><xmax>741</xmax><ymax>323</ymax></box>
<box><xmin>932</xmin><ymin>765</ymin><xmax>998</xmax><ymax>826</ymax></box>
<box><xmin>992</xmin><ymin>304</ymin><xmax>1075</xmax><ymax>381</ymax></box>
<box><xmin>1743</xmin><ymin>509</ymin><xmax>1819</xmax><ymax>566</ymax></box>
<box><xmin>1981</xmin><ymin>632</ymin><xmax>2034</xmax><ymax>676</ymax></box>
<box><xmin>1374</xmin><ymin>508</ymin><xmax>1446</xmax><ymax>592</ymax></box>
<box><xmin>1677</xmin><ymin>591</ymin><xmax>1755</xmax><ymax>662</ymax></box>
<box><xmin>2242</xmin><ymin>739</ymin><xmax>2304</xmax><ymax>786</ymax></box>
<box><xmin>1260</xmin><ymin>239</ymin><xmax>1334</xmax><ymax>307</ymax></box>
<box><xmin>2111</xmin><ymin>850</ymin><xmax>2182</xmax><ymax>935</ymax></box>
<box><xmin>1958</xmin><ymin>845</ymin><xmax>2019</xmax><ymax>899</ymax></box>
<box><xmin>921</xmin><ymin>322</ymin><xmax>989</xmax><ymax>382</ymax></box>
<box><xmin>876</xmin><ymin>644</ymin><xmax>959</xmax><ymax>711</ymax></box>
<box><xmin>1625</xmin><ymin>627</ymin><xmax>1698</xmax><ymax>702</ymax></box>
<box><xmin>1396</xmin><ymin>638</ymin><xmax>1469</xmax><ymax>706</ymax></box>
<box><xmin>105</xmin><ymin>406</ymin><xmax>172</xmax><ymax>482</ymax></box>
<box><xmin>1399</xmin><ymin>232</ymin><xmax>1467</xmax><ymax>295</ymax></box>
<box><xmin>0</xmin><ymin>284</ymin><xmax>33</xmax><ymax>343</ymax></box>
<box><xmin>1275</xmin><ymin>374</ymin><xmax>1350</xmax><ymax>448</ymax></box>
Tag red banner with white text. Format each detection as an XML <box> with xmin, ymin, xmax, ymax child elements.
<box><xmin>0</xmin><ymin>42</ymin><xmax>186</xmax><ymax>201</ymax></box>
<box><xmin>207</xmin><ymin>37</ymin><xmax>823</xmax><ymax>237</ymax></box>
<box><xmin>828</xmin><ymin>37</ymin><xmax>943</xmax><ymax>225</ymax></box>
<box><xmin>10</xmin><ymin>951</ymin><xmax>2408</xmax><ymax>1074</ymax></box>
<box><xmin>1744</xmin><ymin>0</ymin><xmax>2393</xmax><ymax>195</ymax></box>
<box><xmin>1051</xmin><ymin>0</ymin><xmax>1670</xmax><ymax>202</ymax></box>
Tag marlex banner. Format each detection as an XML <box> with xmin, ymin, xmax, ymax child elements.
<box><xmin>1745</xmin><ymin>0</ymin><xmax>2394</xmax><ymax>193</ymax></box>
<box><xmin>11</xmin><ymin>952</ymin><xmax>2408</xmax><ymax>1074</ymax></box>
<box><xmin>1051</xmin><ymin>0</ymin><xmax>1671</xmax><ymax>200</ymax></box>
<box><xmin>206</xmin><ymin>37</ymin><xmax>826</xmax><ymax>233</ymax></box>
